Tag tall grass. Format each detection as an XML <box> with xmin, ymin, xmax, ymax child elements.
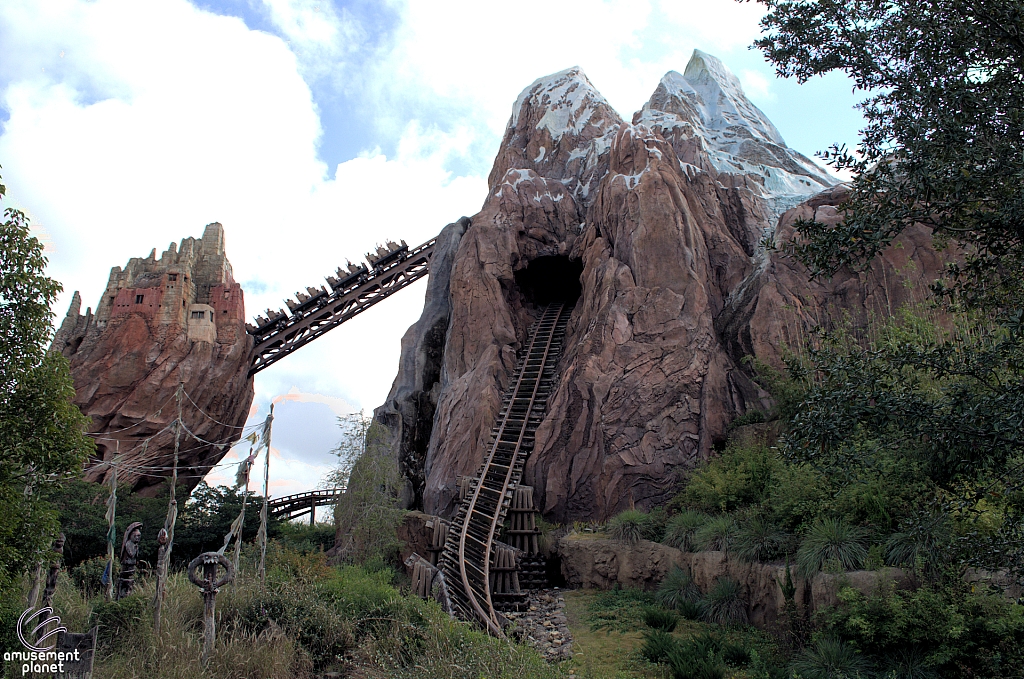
<box><xmin>40</xmin><ymin>541</ymin><xmax>567</xmax><ymax>679</ymax></box>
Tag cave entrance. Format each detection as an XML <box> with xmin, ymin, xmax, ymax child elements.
<box><xmin>514</xmin><ymin>256</ymin><xmax>583</xmax><ymax>306</ymax></box>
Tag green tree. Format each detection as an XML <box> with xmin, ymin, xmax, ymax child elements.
<box><xmin>0</xmin><ymin>169</ymin><xmax>94</xmax><ymax>643</ymax></box>
<box><xmin>753</xmin><ymin>0</ymin><xmax>1024</xmax><ymax>310</ymax></box>
<box><xmin>326</xmin><ymin>412</ymin><xmax>404</xmax><ymax>567</ymax></box>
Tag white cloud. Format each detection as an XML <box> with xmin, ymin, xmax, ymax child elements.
<box><xmin>739</xmin><ymin>69</ymin><xmax>774</xmax><ymax>103</ymax></box>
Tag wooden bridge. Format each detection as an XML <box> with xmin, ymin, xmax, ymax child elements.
<box><xmin>268</xmin><ymin>488</ymin><xmax>345</xmax><ymax>524</ymax></box>
<box><xmin>439</xmin><ymin>302</ymin><xmax>571</xmax><ymax>636</ymax></box>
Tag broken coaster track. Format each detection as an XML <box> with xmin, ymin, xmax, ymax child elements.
<box><xmin>440</xmin><ymin>302</ymin><xmax>572</xmax><ymax>636</ymax></box>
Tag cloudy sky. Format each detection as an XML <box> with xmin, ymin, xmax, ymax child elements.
<box><xmin>0</xmin><ymin>0</ymin><xmax>864</xmax><ymax>501</ymax></box>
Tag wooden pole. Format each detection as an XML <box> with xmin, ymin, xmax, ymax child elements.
<box><xmin>257</xmin><ymin>404</ymin><xmax>275</xmax><ymax>586</ymax></box>
<box><xmin>154</xmin><ymin>382</ymin><xmax>183</xmax><ymax>634</ymax></box>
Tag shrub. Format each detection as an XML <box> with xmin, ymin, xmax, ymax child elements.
<box><xmin>699</xmin><ymin>577</ymin><xmax>748</xmax><ymax>625</ymax></box>
<box><xmin>90</xmin><ymin>593</ymin><xmax>148</xmax><ymax>646</ymax></box>
<box><xmin>662</xmin><ymin>510</ymin><xmax>710</xmax><ymax>551</ymax></box>
<box><xmin>821</xmin><ymin>582</ymin><xmax>1024</xmax><ymax>678</ymax></box>
<box><xmin>796</xmin><ymin>517</ymin><xmax>868</xmax><ymax>577</ymax></box>
<box><xmin>666</xmin><ymin>633</ymin><xmax>727</xmax><ymax>679</ymax></box>
<box><xmin>608</xmin><ymin>509</ymin><xmax>653</xmax><ymax>545</ymax></box>
<box><xmin>70</xmin><ymin>555</ymin><xmax>112</xmax><ymax>597</ymax></box>
<box><xmin>789</xmin><ymin>637</ymin><xmax>872</xmax><ymax>679</ymax></box>
<box><xmin>677</xmin><ymin>598</ymin><xmax>702</xmax><ymax>621</ymax></box>
<box><xmin>641</xmin><ymin>628</ymin><xmax>678</xmax><ymax>663</ymax></box>
<box><xmin>655</xmin><ymin>567</ymin><xmax>702</xmax><ymax>610</ymax></box>
<box><xmin>679</xmin><ymin>442</ymin><xmax>780</xmax><ymax>512</ymax></box>
<box><xmin>693</xmin><ymin>515</ymin><xmax>736</xmax><ymax>552</ymax></box>
<box><xmin>733</xmin><ymin>515</ymin><xmax>789</xmax><ymax>562</ymax></box>
<box><xmin>642</xmin><ymin>606</ymin><xmax>679</xmax><ymax>631</ymax></box>
<box><xmin>722</xmin><ymin>641</ymin><xmax>751</xmax><ymax>666</ymax></box>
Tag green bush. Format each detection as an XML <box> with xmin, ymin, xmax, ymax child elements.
<box><xmin>91</xmin><ymin>593</ymin><xmax>148</xmax><ymax>646</ymax></box>
<box><xmin>662</xmin><ymin>510</ymin><xmax>710</xmax><ymax>551</ymax></box>
<box><xmin>641</xmin><ymin>606</ymin><xmax>679</xmax><ymax>631</ymax></box>
<box><xmin>608</xmin><ymin>509</ymin><xmax>654</xmax><ymax>545</ymax></box>
<box><xmin>699</xmin><ymin>577</ymin><xmax>748</xmax><ymax>626</ymax></box>
<box><xmin>71</xmin><ymin>555</ymin><xmax>112</xmax><ymax>598</ymax></box>
<box><xmin>678</xmin><ymin>443</ymin><xmax>780</xmax><ymax>513</ymax></box>
<box><xmin>733</xmin><ymin>515</ymin><xmax>790</xmax><ymax>562</ymax></box>
<box><xmin>789</xmin><ymin>637</ymin><xmax>872</xmax><ymax>679</ymax></box>
<box><xmin>820</xmin><ymin>582</ymin><xmax>1024</xmax><ymax>678</ymax></box>
<box><xmin>641</xmin><ymin>628</ymin><xmax>678</xmax><ymax>663</ymax></box>
<box><xmin>655</xmin><ymin>566</ymin><xmax>702</xmax><ymax>610</ymax></box>
<box><xmin>665</xmin><ymin>633</ymin><xmax>727</xmax><ymax>679</ymax></box>
<box><xmin>693</xmin><ymin>515</ymin><xmax>735</xmax><ymax>552</ymax></box>
<box><xmin>796</xmin><ymin>517</ymin><xmax>868</xmax><ymax>577</ymax></box>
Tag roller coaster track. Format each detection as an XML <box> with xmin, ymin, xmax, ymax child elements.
<box><xmin>439</xmin><ymin>302</ymin><xmax>571</xmax><ymax>636</ymax></box>
<box><xmin>247</xmin><ymin>238</ymin><xmax>436</xmax><ymax>376</ymax></box>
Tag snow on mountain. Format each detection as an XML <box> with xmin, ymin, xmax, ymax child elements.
<box><xmin>636</xmin><ymin>50</ymin><xmax>836</xmax><ymax>202</ymax></box>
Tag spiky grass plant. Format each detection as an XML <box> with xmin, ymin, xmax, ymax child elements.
<box><xmin>699</xmin><ymin>577</ymin><xmax>748</xmax><ymax>625</ymax></box>
<box><xmin>655</xmin><ymin>566</ymin><xmax>702</xmax><ymax>610</ymax></box>
<box><xmin>662</xmin><ymin>510</ymin><xmax>710</xmax><ymax>551</ymax></box>
<box><xmin>733</xmin><ymin>515</ymin><xmax>789</xmax><ymax>563</ymax></box>
<box><xmin>608</xmin><ymin>508</ymin><xmax>653</xmax><ymax>545</ymax></box>
<box><xmin>641</xmin><ymin>629</ymin><xmax>678</xmax><ymax>664</ymax></box>
<box><xmin>797</xmin><ymin>517</ymin><xmax>869</xmax><ymax>577</ymax></box>
<box><xmin>789</xmin><ymin>637</ymin><xmax>872</xmax><ymax>679</ymax></box>
<box><xmin>693</xmin><ymin>515</ymin><xmax>736</xmax><ymax>552</ymax></box>
<box><xmin>665</xmin><ymin>633</ymin><xmax>727</xmax><ymax>679</ymax></box>
<box><xmin>642</xmin><ymin>606</ymin><xmax>679</xmax><ymax>632</ymax></box>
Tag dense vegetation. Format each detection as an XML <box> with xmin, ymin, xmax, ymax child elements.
<box><xmin>0</xmin><ymin>170</ymin><xmax>94</xmax><ymax>647</ymax></box>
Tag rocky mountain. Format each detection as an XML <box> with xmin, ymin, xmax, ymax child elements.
<box><xmin>377</xmin><ymin>50</ymin><xmax>949</xmax><ymax>523</ymax></box>
<box><xmin>53</xmin><ymin>223</ymin><xmax>254</xmax><ymax>496</ymax></box>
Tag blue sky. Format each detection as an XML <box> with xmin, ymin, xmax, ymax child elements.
<box><xmin>0</xmin><ymin>0</ymin><xmax>865</xmax><ymax>498</ymax></box>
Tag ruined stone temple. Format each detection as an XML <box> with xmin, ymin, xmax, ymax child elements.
<box><xmin>374</xmin><ymin>50</ymin><xmax>946</xmax><ymax>523</ymax></box>
<box><xmin>53</xmin><ymin>223</ymin><xmax>254</xmax><ymax>496</ymax></box>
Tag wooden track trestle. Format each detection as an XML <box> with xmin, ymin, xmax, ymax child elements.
<box><xmin>439</xmin><ymin>302</ymin><xmax>571</xmax><ymax>636</ymax></box>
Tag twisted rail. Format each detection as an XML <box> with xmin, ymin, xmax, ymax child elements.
<box><xmin>439</xmin><ymin>302</ymin><xmax>571</xmax><ymax>636</ymax></box>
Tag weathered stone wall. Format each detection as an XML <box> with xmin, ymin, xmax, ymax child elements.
<box><xmin>557</xmin><ymin>535</ymin><xmax>911</xmax><ymax>629</ymax></box>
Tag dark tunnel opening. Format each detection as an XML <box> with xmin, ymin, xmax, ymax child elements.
<box><xmin>514</xmin><ymin>256</ymin><xmax>584</xmax><ymax>306</ymax></box>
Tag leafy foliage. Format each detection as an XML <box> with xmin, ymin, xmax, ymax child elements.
<box><xmin>819</xmin><ymin>582</ymin><xmax>1024</xmax><ymax>679</ymax></box>
<box><xmin>0</xmin><ymin>170</ymin><xmax>93</xmax><ymax>646</ymax></box>
<box><xmin>329</xmin><ymin>413</ymin><xmax>405</xmax><ymax>566</ymax></box>
<box><xmin>754</xmin><ymin>0</ymin><xmax>1024</xmax><ymax>312</ymax></box>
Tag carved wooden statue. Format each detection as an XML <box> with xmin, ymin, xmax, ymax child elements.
<box><xmin>187</xmin><ymin>552</ymin><xmax>235</xmax><ymax>664</ymax></box>
<box><xmin>116</xmin><ymin>521</ymin><xmax>143</xmax><ymax>600</ymax></box>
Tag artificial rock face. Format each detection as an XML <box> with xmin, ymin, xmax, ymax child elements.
<box><xmin>376</xmin><ymin>51</ymin><xmax>948</xmax><ymax>523</ymax></box>
<box><xmin>53</xmin><ymin>223</ymin><xmax>254</xmax><ymax>496</ymax></box>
